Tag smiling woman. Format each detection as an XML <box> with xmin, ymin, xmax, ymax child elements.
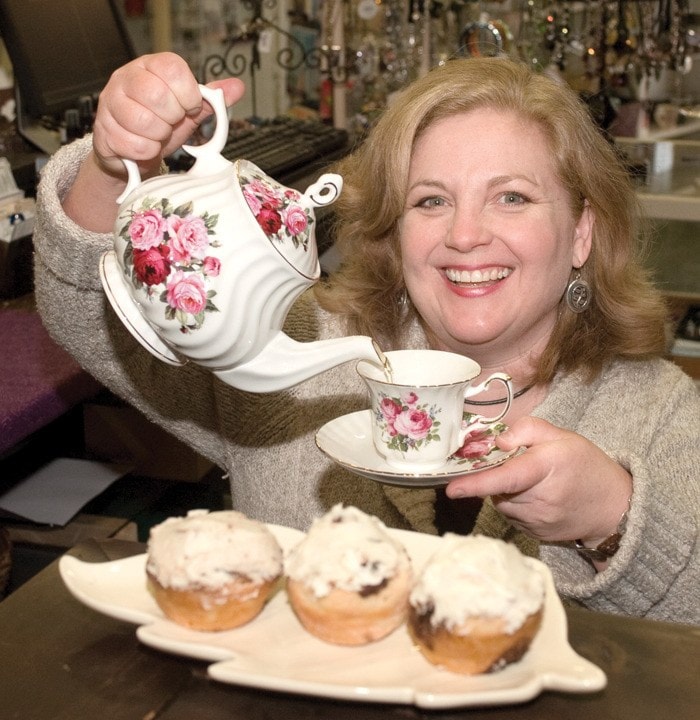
<box><xmin>318</xmin><ymin>58</ymin><xmax>666</xmax><ymax>388</ymax></box>
<box><xmin>32</xmin><ymin>52</ymin><xmax>699</xmax><ymax>625</ymax></box>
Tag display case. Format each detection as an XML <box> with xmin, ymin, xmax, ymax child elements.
<box><xmin>618</xmin><ymin>139</ymin><xmax>700</xmax><ymax>379</ymax></box>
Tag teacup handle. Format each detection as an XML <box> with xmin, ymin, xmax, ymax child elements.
<box><xmin>116</xmin><ymin>84</ymin><xmax>230</xmax><ymax>205</ymax></box>
<box><xmin>304</xmin><ymin>174</ymin><xmax>344</xmax><ymax>208</ymax></box>
<box><xmin>462</xmin><ymin>372</ymin><xmax>513</xmax><ymax>428</ymax></box>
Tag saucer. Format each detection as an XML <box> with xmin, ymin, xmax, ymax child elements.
<box><xmin>99</xmin><ymin>250</ymin><xmax>184</xmax><ymax>366</ymax></box>
<box><xmin>315</xmin><ymin>410</ymin><xmax>523</xmax><ymax>488</ymax></box>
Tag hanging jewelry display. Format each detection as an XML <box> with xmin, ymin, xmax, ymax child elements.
<box><xmin>179</xmin><ymin>1</ymin><xmax>694</xmax><ymax>132</ymax></box>
<box><xmin>346</xmin><ymin>0</ymin><xmax>387</xmax><ymax>136</ymax></box>
<box><xmin>381</xmin><ymin>0</ymin><xmax>413</xmax><ymax>92</ymax></box>
<box><xmin>199</xmin><ymin>0</ymin><xmax>341</xmax><ymax>118</ymax></box>
<box><xmin>459</xmin><ymin>2</ymin><xmax>513</xmax><ymax>60</ymax></box>
<box><xmin>429</xmin><ymin>1</ymin><xmax>460</xmax><ymax>68</ymax></box>
<box><xmin>514</xmin><ymin>0</ymin><xmax>544</xmax><ymax>68</ymax></box>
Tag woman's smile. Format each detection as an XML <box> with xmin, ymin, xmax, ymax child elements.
<box><xmin>445</xmin><ymin>266</ymin><xmax>513</xmax><ymax>285</ymax></box>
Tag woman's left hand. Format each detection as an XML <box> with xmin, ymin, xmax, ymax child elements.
<box><xmin>446</xmin><ymin>416</ymin><xmax>632</xmax><ymax>546</ymax></box>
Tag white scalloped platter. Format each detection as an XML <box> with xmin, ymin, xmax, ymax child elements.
<box><xmin>59</xmin><ymin>524</ymin><xmax>605</xmax><ymax>709</ymax></box>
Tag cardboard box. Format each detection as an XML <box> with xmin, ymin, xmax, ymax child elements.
<box><xmin>83</xmin><ymin>402</ymin><xmax>214</xmax><ymax>483</ymax></box>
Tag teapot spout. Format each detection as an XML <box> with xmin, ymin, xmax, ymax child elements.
<box><xmin>213</xmin><ymin>331</ymin><xmax>383</xmax><ymax>393</ymax></box>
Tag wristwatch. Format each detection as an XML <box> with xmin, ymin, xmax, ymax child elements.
<box><xmin>574</xmin><ymin>533</ymin><xmax>623</xmax><ymax>562</ymax></box>
<box><xmin>574</xmin><ymin>498</ymin><xmax>630</xmax><ymax>563</ymax></box>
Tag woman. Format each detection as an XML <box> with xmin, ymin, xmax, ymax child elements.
<box><xmin>33</xmin><ymin>53</ymin><xmax>698</xmax><ymax>623</ymax></box>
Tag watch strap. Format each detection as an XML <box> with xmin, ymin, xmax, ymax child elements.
<box><xmin>574</xmin><ymin>533</ymin><xmax>622</xmax><ymax>562</ymax></box>
<box><xmin>575</xmin><ymin>497</ymin><xmax>630</xmax><ymax>562</ymax></box>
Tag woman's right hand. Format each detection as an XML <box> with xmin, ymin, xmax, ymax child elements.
<box><xmin>63</xmin><ymin>52</ymin><xmax>245</xmax><ymax>232</ymax></box>
<box><xmin>92</xmin><ymin>52</ymin><xmax>245</xmax><ymax>180</ymax></box>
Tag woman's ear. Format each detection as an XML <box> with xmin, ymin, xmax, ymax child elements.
<box><xmin>572</xmin><ymin>201</ymin><xmax>593</xmax><ymax>268</ymax></box>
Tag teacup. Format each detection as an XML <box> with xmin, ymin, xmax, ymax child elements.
<box><xmin>356</xmin><ymin>349</ymin><xmax>513</xmax><ymax>472</ymax></box>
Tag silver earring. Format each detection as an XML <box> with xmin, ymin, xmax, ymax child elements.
<box><xmin>565</xmin><ymin>271</ymin><xmax>592</xmax><ymax>313</ymax></box>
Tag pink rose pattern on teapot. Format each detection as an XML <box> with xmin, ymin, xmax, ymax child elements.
<box><xmin>240</xmin><ymin>166</ymin><xmax>313</xmax><ymax>251</ymax></box>
<box><xmin>116</xmin><ymin>166</ymin><xmax>314</xmax><ymax>336</ymax></box>
<box><xmin>117</xmin><ymin>197</ymin><xmax>220</xmax><ymax>333</ymax></box>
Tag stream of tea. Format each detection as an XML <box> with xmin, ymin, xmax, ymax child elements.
<box><xmin>372</xmin><ymin>340</ymin><xmax>394</xmax><ymax>382</ymax></box>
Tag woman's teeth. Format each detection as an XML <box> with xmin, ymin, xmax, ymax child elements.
<box><xmin>445</xmin><ymin>268</ymin><xmax>512</xmax><ymax>284</ymax></box>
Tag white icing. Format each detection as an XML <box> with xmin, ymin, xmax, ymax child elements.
<box><xmin>285</xmin><ymin>504</ymin><xmax>411</xmax><ymax>598</ymax></box>
<box><xmin>409</xmin><ymin>534</ymin><xmax>544</xmax><ymax>634</ymax></box>
<box><xmin>146</xmin><ymin>510</ymin><xmax>282</xmax><ymax>590</ymax></box>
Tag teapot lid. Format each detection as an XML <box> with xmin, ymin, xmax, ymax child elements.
<box><xmin>238</xmin><ymin>160</ymin><xmax>338</xmax><ymax>280</ymax></box>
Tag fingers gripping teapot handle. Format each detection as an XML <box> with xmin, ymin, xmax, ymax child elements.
<box><xmin>115</xmin><ymin>84</ymin><xmax>229</xmax><ymax>205</ymax></box>
<box><xmin>181</xmin><ymin>85</ymin><xmax>229</xmax><ymax>164</ymax></box>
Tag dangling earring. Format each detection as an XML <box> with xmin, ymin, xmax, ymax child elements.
<box><xmin>565</xmin><ymin>270</ymin><xmax>592</xmax><ymax>313</ymax></box>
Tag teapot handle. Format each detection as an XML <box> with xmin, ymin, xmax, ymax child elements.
<box><xmin>303</xmin><ymin>174</ymin><xmax>343</xmax><ymax>208</ymax></box>
<box><xmin>116</xmin><ymin>84</ymin><xmax>230</xmax><ymax>205</ymax></box>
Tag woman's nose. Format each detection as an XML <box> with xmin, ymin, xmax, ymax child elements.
<box><xmin>444</xmin><ymin>204</ymin><xmax>493</xmax><ymax>252</ymax></box>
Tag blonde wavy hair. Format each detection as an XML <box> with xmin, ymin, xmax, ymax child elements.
<box><xmin>314</xmin><ymin>56</ymin><xmax>668</xmax><ymax>384</ymax></box>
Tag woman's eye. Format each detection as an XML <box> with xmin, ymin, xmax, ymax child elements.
<box><xmin>500</xmin><ymin>192</ymin><xmax>526</xmax><ymax>205</ymax></box>
<box><xmin>417</xmin><ymin>196</ymin><xmax>445</xmax><ymax>209</ymax></box>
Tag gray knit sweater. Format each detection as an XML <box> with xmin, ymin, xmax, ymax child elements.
<box><xmin>34</xmin><ymin>138</ymin><xmax>699</xmax><ymax>625</ymax></box>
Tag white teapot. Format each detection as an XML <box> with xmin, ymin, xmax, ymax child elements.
<box><xmin>99</xmin><ymin>85</ymin><xmax>381</xmax><ymax>392</ymax></box>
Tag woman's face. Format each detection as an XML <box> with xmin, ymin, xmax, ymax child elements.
<box><xmin>400</xmin><ymin>109</ymin><xmax>592</xmax><ymax>366</ymax></box>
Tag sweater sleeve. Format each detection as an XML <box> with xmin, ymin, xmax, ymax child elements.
<box><xmin>539</xmin><ymin>367</ymin><xmax>699</xmax><ymax>624</ymax></box>
<box><xmin>32</xmin><ymin>137</ymin><xmax>230</xmax><ymax>470</ymax></box>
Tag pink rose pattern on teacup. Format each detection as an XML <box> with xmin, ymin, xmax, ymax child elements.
<box><xmin>241</xmin><ymin>168</ymin><xmax>313</xmax><ymax>251</ymax></box>
<box><xmin>452</xmin><ymin>416</ymin><xmax>508</xmax><ymax>467</ymax></box>
<box><xmin>374</xmin><ymin>391</ymin><xmax>441</xmax><ymax>454</ymax></box>
<box><xmin>375</xmin><ymin>392</ymin><xmax>507</xmax><ymax>466</ymax></box>
<box><xmin>118</xmin><ymin>197</ymin><xmax>220</xmax><ymax>333</ymax></box>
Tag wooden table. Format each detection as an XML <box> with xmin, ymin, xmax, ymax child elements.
<box><xmin>1</xmin><ymin>539</ymin><xmax>698</xmax><ymax>719</ymax></box>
